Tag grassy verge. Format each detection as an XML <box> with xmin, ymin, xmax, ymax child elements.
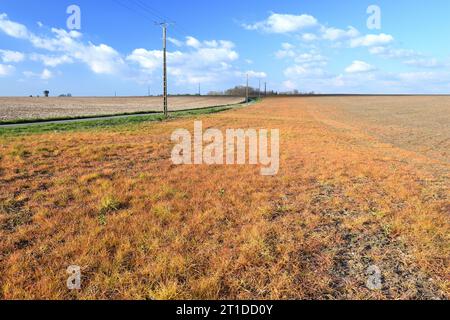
<box><xmin>0</xmin><ymin>105</ymin><xmax>237</xmax><ymax>137</ymax></box>
<box><xmin>0</xmin><ymin>111</ymin><xmax>161</xmax><ymax>125</ymax></box>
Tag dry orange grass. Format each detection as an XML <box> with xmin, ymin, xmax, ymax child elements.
<box><xmin>0</xmin><ymin>97</ymin><xmax>448</xmax><ymax>300</ymax></box>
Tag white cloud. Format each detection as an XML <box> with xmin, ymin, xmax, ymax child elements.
<box><xmin>244</xmin><ymin>70</ymin><xmax>267</xmax><ymax>78</ymax></box>
<box><xmin>23</xmin><ymin>68</ymin><xmax>54</xmax><ymax>80</ymax></box>
<box><xmin>0</xmin><ymin>63</ymin><xmax>14</xmax><ymax>76</ymax></box>
<box><xmin>0</xmin><ymin>12</ymin><xmax>265</xmax><ymax>89</ymax></box>
<box><xmin>0</xmin><ymin>14</ymin><xmax>124</xmax><ymax>75</ymax></box>
<box><xmin>397</xmin><ymin>71</ymin><xmax>440</xmax><ymax>82</ymax></box>
<box><xmin>294</xmin><ymin>52</ymin><xmax>327</xmax><ymax>66</ymax></box>
<box><xmin>369</xmin><ymin>46</ymin><xmax>442</xmax><ymax>69</ymax></box>
<box><xmin>345</xmin><ymin>60</ymin><xmax>376</xmax><ymax>73</ymax></box>
<box><xmin>127</xmin><ymin>38</ymin><xmax>250</xmax><ymax>86</ymax></box>
<box><xmin>168</xmin><ymin>37</ymin><xmax>183</xmax><ymax>47</ymax></box>
<box><xmin>322</xmin><ymin>26</ymin><xmax>359</xmax><ymax>41</ymax></box>
<box><xmin>40</xmin><ymin>68</ymin><xmax>53</xmax><ymax>80</ymax></box>
<box><xmin>369</xmin><ymin>46</ymin><xmax>420</xmax><ymax>59</ymax></box>
<box><xmin>281</xmin><ymin>43</ymin><xmax>294</xmax><ymax>50</ymax></box>
<box><xmin>0</xmin><ymin>13</ymin><xmax>29</xmax><ymax>38</ymax></box>
<box><xmin>275</xmin><ymin>48</ymin><xmax>295</xmax><ymax>59</ymax></box>
<box><xmin>301</xmin><ymin>33</ymin><xmax>318</xmax><ymax>42</ymax></box>
<box><xmin>30</xmin><ymin>54</ymin><xmax>73</xmax><ymax>67</ymax></box>
<box><xmin>186</xmin><ymin>36</ymin><xmax>201</xmax><ymax>48</ymax></box>
<box><xmin>243</xmin><ymin>13</ymin><xmax>318</xmax><ymax>33</ymax></box>
<box><xmin>350</xmin><ymin>33</ymin><xmax>394</xmax><ymax>47</ymax></box>
<box><xmin>79</xmin><ymin>43</ymin><xmax>124</xmax><ymax>74</ymax></box>
<box><xmin>284</xmin><ymin>65</ymin><xmax>326</xmax><ymax>78</ymax></box>
<box><xmin>0</xmin><ymin>49</ymin><xmax>25</xmax><ymax>63</ymax></box>
<box><xmin>283</xmin><ymin>80</ymin><xmax>297</xmax><ymax>90</ymax></box>
<box><xmin>404</xmin><ymin>58</ymin><xmax>441</xmax><ymax>68</ymax></box>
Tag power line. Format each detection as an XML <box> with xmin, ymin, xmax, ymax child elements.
<box><xmin>118</xmin><ymin>0</ymin><xmax>190</xmax><ymax>39</ymax></box>
<box><xmin>113</xmin><ymin>0</ymin><xmax>194</xmax><ymax>46</ymax></box>
<box><xmin>112</xmin><ymin>0</ymin><xmax>153</xmax><ymax>23</ymax></box>
<box><xmin>132</xmin><ymin>0</ymin><xmax>192</xmax><ymax>37</ymax></box>
<box><xmin>130</xmin><ymin>0</ymin><xmax>166</xmax><ymax>22</ymax></box>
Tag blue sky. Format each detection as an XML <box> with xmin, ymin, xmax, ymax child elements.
<box><xmin>0</xmin><ymin>0</ymin><xmax>449</xmax><ymax>96</ymax></box>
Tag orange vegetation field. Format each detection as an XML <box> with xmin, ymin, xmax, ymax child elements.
<box><xmin>0</xmin><ymin>97</ymin><xmax>448</xmax><ymax>300</ymax></box>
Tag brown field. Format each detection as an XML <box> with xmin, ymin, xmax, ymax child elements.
<box><xmin>0</xmin><ymin>96</ymin><xmax>244</xmax><ymax>121</ymax></box>
<box><xmin>0</xmin><ymin>96</ymin><xmax>448</xmax><ymax>300</ymax></box>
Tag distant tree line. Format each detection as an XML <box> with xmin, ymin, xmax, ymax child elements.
<box><xmin>208</xmin><ymin>86</ymin><xmax>317</xmax><ymax>96</ymax></box>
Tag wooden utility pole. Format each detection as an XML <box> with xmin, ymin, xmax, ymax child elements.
<box><xmin>258</xmin><ymin>79</ymin><xmax>261</xmax><ymax>99</ymax></box>
<box><xmin>246</xmin><ymin>73</ymin><xmax>249</xmax><ymax>105</ymax></box>
<box><xmin>162</xmin><ymin>23</ymin><xmax>168</xmax><ymax>117</ymax></box>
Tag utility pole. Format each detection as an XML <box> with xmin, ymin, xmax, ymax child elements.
<box><xmin>246</xmin><ymin>73</ymin><xmax>249</xmax><ymax>105</ymax></box>
<box><xmin>264</xmin><ymin>82</ymin><xmax>267</xmax><ymax>97</ymax></box>
<box><xmin>198</xmin><ymin>83</ymin><xmax>201</xmax><ymax>96</ymax></box>
<box><xmin>157</xmin><ymin>22</ymin><xmax>169</xmax><ymax>118</ymax></box>
<box><xmin>258</xmin><ymin>79</ymin><xmax>261</xmax><ymax>100</ymax></box>
<box><xmin>162</xmin><ymin>23</ymin><xmax>168</xmax><ymax>117</ymax></box>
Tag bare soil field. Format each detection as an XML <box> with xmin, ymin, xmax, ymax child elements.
<box><xmin>0</xmin><ymin>97</ymin><xmax>448</xmax><ymax>299</ymax></box>
<box><xmin>0</xmin><ymin>96</ymin><xmax>244</xmax><ymax>122</ymax></box>
<box><xmin>304</xmin><ymin>96</ymin><xmax>450</xmax><ymax>164</ymax></box>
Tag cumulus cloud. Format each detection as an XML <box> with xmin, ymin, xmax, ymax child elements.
<box><xmin>0</xmin><ymin>13</ymin><xmax>29</xmax><ymax>38</ymax></box>
<box><xmin>345</xmin><ymin>60</ymin><xmax>376</xmax><ymax>73</ymax></box>
<box><xmin>396</xmin><ymin>71</ymin><xmax>442</xmax><ymax>82</ymax></box>
<box><xmin>282</xmin><ymin>80</ymin><xmax>297</xmax><ymax>90</ymax></box>
<box><xmin>368</xmin><ymin>46</ymin><xmax>419</xmax><ymax>59</ymax></box>
<box><xmin>186</xmin><ymin>36</ymin><xmax>201</xmax><ymax>48</ymax></box>
<box><xmin>276</xmin><ymin>43</ymin><xmax>327</xmax><ymax>68</ymax></box>
<box><xmin>23</xmin><ymin>68</ymin><xmax>54</xmax><ymax>80</ymax></box>
<box><xmin>322</xmin><ymin>26</ymin><xmax>359</xmax><ymax>41</ymax></box>
<box><xmin>30</xmin><ymin>54</ymin><xmax>74</xmax><ymax>67</ymax></box>
<box><xmin>284</xmin><ymin>65</ymin><xmax>327</xmax><ymax>78</ymax></box>
<box><xmin>40</xmin><ymin>68</ymin><xmax>53</xmax><ymax>80</ymax></box>
<box><xmin>301</xmin><ymin>33</ymin><xmax>318</xmax><ymax>42</ymax></box>
<box><xmin>403</xmin><ymin>58</ymin><xmax>442</xmax><ymax>68</ymax></box>
<box><xmin>275</xmin><ymin>43</ymin><xmax>296</xmax><ymax>59</ymax></box>
<box><xmin>0</xmin><ymin>13</ymin><xmax>125</xmax><ymax>75</ymax></box>
<box><xmin>127</xmin><ymin>37</ymin><xmax>252</xmax><ymax>85</ymax></box>
<box><xmin>243</xmin><ymin>13</ymin><xmax>318</xmax><ymax>33</ymax></box>
<box><xmin>350</xmin><ymin>34</ymin><xmax>394</xmax><ymax>47</ymax></box>
<box><xmin>0</xmin><ymin>49</ymin><xmax>25</xmax><ymax>63</ymax></box>
<box><xmin>369</xmin><ymin>46</ymin><xmax>443</xmax><ymax>69</ymax></box>
<box><xmin>1</xmin><ymin>12</ymin><xmax>268</xmax><ymax>89</ymax></box>
<box><xmin>167</xmin><ymin>37</ymin><xmax>183</xmax><ymax>47</ymax></box>
<box><xmin>0</xmin><ymin>63</ymin><xmax>14</xmax><ymax>76</ymax></box>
